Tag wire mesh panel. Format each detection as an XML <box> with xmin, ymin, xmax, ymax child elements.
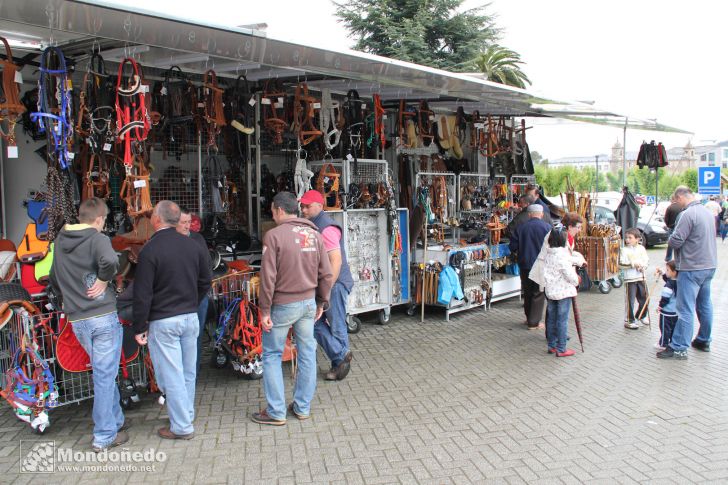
<box><xmin>346</xmin><ymin>158</ymin><xmax>388</xmax><ymax>186</ymax></box>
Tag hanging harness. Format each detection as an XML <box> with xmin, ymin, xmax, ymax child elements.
<box><xmin>0</xmin><ymin>36</ymin><xmax>26</xmax><ymax>146</ymax></box>
<box><xmin>319</xmin><ymin>88</ymin><xmax>342</xmax><ymax>151</ymax></box>
<box><xmin>294</xmin><ymin>149</ymin><xmax>314</xmax><ymax>199</ymax></box>
<box><xmin>30</xmin><ymin>46</ymin><xmax>73</xmax><ymax>169</ymax></box>
<box><xmin>262</xmin><ymin>80</ymin><xmax>288</xmax><ymax>144</ymax></box>
<box><xmin>202</xmin><ymin>69</ymin><xmax>226</xmax><ymax>146</ymax></box>
<box><xmin>292</xmin><ymin>83</ymin><xmax>322</xmax><ymax>146</ymax></box>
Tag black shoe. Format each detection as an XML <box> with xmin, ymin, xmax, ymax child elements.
<box><xmin>657</xmin><ymin>347</ymin><xmax>688</xmax><ymax>360</ymax></box>
<box><xmin>691</xmin><ymin>340</ymin><xmax>710</xmax><ymax>352</ymax></box>
<box><xmin>336</xmin><ymin>361</ymin><xmax>351</xmax><ymax>380</ymax></box>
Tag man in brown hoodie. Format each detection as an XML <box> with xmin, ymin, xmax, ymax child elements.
<box><xmin>252</xmin><ymin>192</ymin><xmax>333</xmax><ymax>425</ymax></box>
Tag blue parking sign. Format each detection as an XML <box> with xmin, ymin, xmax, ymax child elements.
<box><xmin>698</xmin><ymin>166</ymin><xmax>721</xmax><ymax>195</ymax></box>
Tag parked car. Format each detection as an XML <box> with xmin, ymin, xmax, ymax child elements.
<box><xmin>593</xmin><ymin>206</ymin><xmax>669</xmax><ymax>248</ymax></box>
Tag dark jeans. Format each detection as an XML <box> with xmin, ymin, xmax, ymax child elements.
<box><xmin>519</xmin><ymin>268</ymin><xmax>545</xmax><ymax>326</ymax></box>
<box><xmin>626</xmin><ymin>281</ymin><xmax>647</xmax><ymax>322</ymax></box>
<box><xmin>546</xmin><ymin>298</ymin><xmax>571</xmax><ymax>352</ymax></box>
<box><xmin>314</xmin><ymin>281</ymin><xmax>350</xmax><ymax>367</ymax></box>
<box><xmin>659</xmin><ymin>313</ymin><xmax>677</xmax><ymax>348</ymax></box>
<box><xmin>196</xmin><ymin>295</ymin><xmax>210</xmax><ymax>373</ymax></box>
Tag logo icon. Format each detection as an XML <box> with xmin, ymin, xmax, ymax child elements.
<box><xmin>20</xmin><ymin>441</ymin><xmax>55</xmax><ymax>473</ymax></box>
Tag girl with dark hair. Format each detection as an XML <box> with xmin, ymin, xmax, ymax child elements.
<box><xmin>543</xmin><ymin>228</ymin><xmax>580</xmax><ymax>357</ymax></box>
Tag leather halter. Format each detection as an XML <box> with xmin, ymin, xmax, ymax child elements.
<box><xmin>0</xmin><ymin>36</ymin><xmax>26</xmax><ymax>146</ymax></box>
<box><xmin>78</xmin><ymin>53</ymin><xmax>113</xmax><ymax>152</ymax></box>
<box><xmin>398</xmin><ymin>100</ymin><xmax>417</xmax><ymax>148</ymax></box>
<box><xmin>315</xmin><ymin>162</ymin><xmax>341</xmax><ymax>211</ymax></box>
<box><xmin>262</xmin><ymin>80</ymin><xmax>288</xmax><ymax>144</ymax></box>
<box><xmin>203</xmin><ymin>69</ymin><xmax>226</xmax><ymax>146</ymax></box>
<box><xmin>292</xmin><ymin>83</ymin><xmax>322</xmax><ymax>146</ymax></box>
<box><xmin>30</xmin><ymin>46</ymin><xmax>73</xmax><ymax>169</ymax></box>
<box><xmin>344</xmin><ymin>89</ymin><xmax>364</xmax><ymax>152</ymax></box>
<box><xmin>115</xmin><ymin>57</ymin><xmax>150</xmax><ymax>169</ymax></box>
<box><xmin>366</xmin><ymin>94</ymin><xmax>385</xmax><ymax>150</ymax></box>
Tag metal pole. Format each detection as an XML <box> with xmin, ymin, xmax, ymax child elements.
<box><xmin>595</xmin><ymin>155</ymin><xmax>599</xmax><ymax>194</ymax></box>
<box><xmin>622</xmin><ymin>117</ymin><xmax>628</xmax><ymax>188</ymax></box>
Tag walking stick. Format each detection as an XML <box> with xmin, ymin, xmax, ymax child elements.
<box><xmin>421</xmin><ymin>218</ymin><xmax>428</xmax><ymax>323</ymax></box>
<box><xmin>636</xmin><ymin>269</ymin><xmax>661</xmax><ymax>329</ymax></box>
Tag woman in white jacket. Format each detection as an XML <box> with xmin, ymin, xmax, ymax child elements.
<box><xmin>543</xmin><ymin>228</ymin><xmax>580</xmax><ymax>357</ymax></box>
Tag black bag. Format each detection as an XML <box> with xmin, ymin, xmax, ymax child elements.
<box><xmin>576</xmin><ymin>266</ymin><xmax>591</xmax><ymax>292</ymax></box>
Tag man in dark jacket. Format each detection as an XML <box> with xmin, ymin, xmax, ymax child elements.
<box><xmin>49</xmin><ymin>197</ymin><xmax>126</xmax><ymax>452</ymax></box>
<box><xmin>252</xmin><ymin>192</ymin><xmax>333</xmax><ymax>426</ymax></box>
<box><xmin>663</xmin><ymin>196</ymin><xmax>683</xmax><ymax>262</ymax></box>
<box><xmin>509</xmin><ymin>204</ymin><xmax>552</xmax><ymax>329</ymax></box>
<box><xmin>133</xmin><ymin>201</ymin><xmax>211</xmax><ymax>439</ymax></box>
<box><xmin>177</xmin><ymin>208</ymin><xmax>212</xmax><ymax>373</ymax></box>
<box><xmin>300</xmin><ymin>189</ymin><xmax>354</xmax><ymax>381</ymax></box>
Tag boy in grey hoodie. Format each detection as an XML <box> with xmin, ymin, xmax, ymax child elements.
<box><xmin>49</xmin><ymin>198</ymin><xmax>125</xmax><ymax>451</ymax></box>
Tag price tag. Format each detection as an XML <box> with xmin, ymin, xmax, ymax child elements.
<box><xmin>160</xmin><ymin>86</ymin><xmax>168</xmax><ymax>96</ymax></box>
<box><xmin>324</xmin><ymin>177</ymin><xmax>330</xmax><ymax>183</ymax></box>
<box><xmin>429</xmin><ymin>115</ymin><xmax>435</xmax><ymax>121</ymax></box>
<box><xmin>14</xmin><ymin>71</ymin><xmax>23</xmax><ymax>84</ymax></box>
<box><xmin>313</xmin><ymin>102</ymin><xmax>321</xmax><ymax>109</ymax></box>
<box><xmin>66</xmin><ymin>152</ymin><xmax>75</xmax><ymax>160</ymax></box>
<box><xmin>361</xmin><ymin>104</ymin><xmax>367</xmax><ymax>110</ymax></box>
<box><xmin>90</xmin><ymin>171</ymin><xmax>99</xmax><ymax>177</ymax></box>
<box><xmin>226</xmin><ymin>246</ymin><xmax>233</xmax><ymax>253</ymax></box>
<box><xmin>261</xmin><ymin>98</ymin><xmax>271</xmax><ymax>105</ymax></box>
<box><xmin>217</xmin><ymin>181</ymin><xmax>223</xmax><ymax>188</ymax></box>
<box><xmin>45</xmin><ymin>303</ymin><xmax>54</xmax><ymax>311</ymax></box>
<box><xmin>277</xmin><ymin>97</ymin><xmax>284</xmax><ymax>105</ymax></box>
<box><xmin>274</xmin><ymin>102</ymin><xmax>282</xmax><ymax>109</ymax></box>
<box><xmin>346</xmin><ymin>153</ymin><xmax>354</xmax><ymax>161</ymax></box>
<box><xmin>197</xmin><ymin>102</ymin><xmax>205</xmax><ymax>108</ymax></box>
<box><xmin>103</xmin><ymin>143</ymin><xmax>112</xmax><ymax>152</ymax></box>
<box><xmin>382</xmin><ymin>114</ymin><xmax>388</xmax><ymax>120</ymax></box>
<box><xmin>7</xmin><ymin>146</ymin><xmax>18</xmax><ymax>158</ymax></box>
<box><xmin>133</xmin><ymin>179</ymin><xmax>147</xmax><ymax>188</ymax></box>
<box><xmin>141</xmin><ymin>84</ymin><xmax>149</xmax><ymax>93</ymax></box>
<box><xmin>66</xmin><ymin>79</ymin><xmax>73</xmax><ymax>90</ymax></box>
<box><xmin>248</xmin><ymin>97</ymin><xmax>256</xmax><ymax>106</ymax></box>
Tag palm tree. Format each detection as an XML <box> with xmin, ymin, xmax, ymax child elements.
<box><xmin>472</xmin><ymin>45</ymin><xmax>531</xmax><ymax>89</ymax></box>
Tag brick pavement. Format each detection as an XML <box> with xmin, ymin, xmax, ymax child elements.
<box><xmin>1</xmin><ymin>242</ymin><xmax>727</xmax><ymax>484</ymax></box>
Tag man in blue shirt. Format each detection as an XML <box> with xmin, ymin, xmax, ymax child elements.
<box><xmin>509</xmin><ymin>204</ymin><xmax>552</xmax><ymax>329</ymax></box>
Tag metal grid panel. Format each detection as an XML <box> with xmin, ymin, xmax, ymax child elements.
<box><xmin>347</xmin><ymin>159</ymin><xmax>388</xmax><ymax>186</ymax></box>
<box><xmin>0</xmin><ymin>309</ymin><xmax>147</xmax><ymax>407</ymax></box>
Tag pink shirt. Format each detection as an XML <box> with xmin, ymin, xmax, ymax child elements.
<box><xmin>321</xmin><ymin>226</ymin><xmax>342</xmax><ymax>252</ymax></box>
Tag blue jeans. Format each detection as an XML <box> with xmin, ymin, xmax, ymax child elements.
<box><xmin>196</xmin><ymin>295</ymin><xmax>210</xmax><ymax>372</ymax></box>
<box><xmin>720</xmin><ymin>222</ymin><xmax>727</xmax><ymax>241</ymax></box>
<box><xmin>314</xmin><ymin>281</ymin><xmax>350</xmax><ymax>366</ymax></box>
<box><xmin>72</xmin><ymin>312</ymin><xmax>124</xmax><ymax>449</ymax></box>
<box><xmin>670</xmin><ymin>269</ymin><xmax>715</xmax><ymax>351</ymax></box>
<box><xmin>262</xmin><ymin>298</ymin><xmax>317</xmax><ymax>420</ymax></box>
<box><xmin>148</xmin><ymin>313</ymin><xmax>199</xmax><ymax>435</ymax></box>
<box><xmin>546</xmin><ymin>298</ymin><xmax>571</xmax><ymax>353</ymax></box>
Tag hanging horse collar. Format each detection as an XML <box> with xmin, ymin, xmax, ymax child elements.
<box><xmin>319</xmin><ymin>88</ymin><xmax>342</xmax><ymax>151</ymax></box>
<box><xmin>115</xmin><ymin>57</ymin><xmax>150</xmax><ymax>169</ymax></box>
<box><xmin>30</xmin><ymin>46</ymin><xmax>73</xmax><ymax>169</ymax></box>
<box><xmin>78</xmin><ymin>52</ymin><xmax>113</xmax><ymax>153</ymax></box>
<box><xmin>0</xmin><ymin>36</ymin><xmax>26</xmax><ymax>147</ymax></box>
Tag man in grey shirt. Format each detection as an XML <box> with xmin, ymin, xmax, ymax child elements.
<box><xmin>657</xmin><ymin>187</ymin><xmax>717</xmax><ymax>359</ymax></box>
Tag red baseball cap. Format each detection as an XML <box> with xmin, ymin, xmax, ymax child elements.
<box><xmin>299</xmin><ymin>190</ymin><xmax>324</xmax><ymax>205</ymax></box>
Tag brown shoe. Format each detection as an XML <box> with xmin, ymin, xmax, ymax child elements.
<box><xmin>251</xmin><ymin>409</ymin><xmax>286</xmax><ymax>426</ymax></box>
<box><xmin>92</xmin><ymin>430</ymin><xmax>129</xmax><ymax>452</ymax></box>
<box><xmin>287</xmin><ymin>402</ymin><xmax>310</xmax><ymax>420</ymax></box>
<box><xmin>344</xmin><ymin>351</ymin><xmax>353</xmax><ymax>363</ymax></box>
<box><xmin>158</xmin><ymin>427</ymin><xmax>195</xmax><ymax>440</ymax></box>
<box><xmin>324</xmin><ymin>368</ymin><xmax>338</xmax><ymax>381</ymax></box>
<box><xmin>335</xmin><ymin>361</ymin><xmax>351</xmax><ymax>380</ymax></box>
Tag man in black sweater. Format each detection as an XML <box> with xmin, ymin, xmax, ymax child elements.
<box><xmin>133</xmin><ymin>201</ymin><xmax>211</xmax><ymax>440</ymax></box>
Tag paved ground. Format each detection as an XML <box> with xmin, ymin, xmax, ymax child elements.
<box><xmin>1</xmin><ymin>241</ymin><xmax>727</xmax><ymax>484</ymax></box>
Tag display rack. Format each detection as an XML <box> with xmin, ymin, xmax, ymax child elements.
<box><xmin>510</xmin><ymin>175</ymin><xmax>536</xmax><ymax>204</ymax></box>
<box><xmin>414</xmin><ymin>171</ymin><xmax>457</xmax><ymax>245</ymax></box>
<box><xmin>575</xmin><ymin>235</ymin><xmax>622</xmax><ymax>294</ymax></box>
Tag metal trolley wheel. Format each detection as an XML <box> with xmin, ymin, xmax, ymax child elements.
<box><xmin>609</xmin><ymin>276</ymin><xmax>623</xmax><ymax>289</ymax></box>
<box><xmin>211</xmin><ymin>350</ymin><xmax>229</xmax><ymax>369</ymax></box>
<box><xmin>378</xmin><ymin>309</ymin><xmax>390</xmax><ymax>325</ymax></box>
<box><xmin>347</xmin><ymin>315</ymin><xmax>361</xmax><ymax>334</ymax></box>
<box><xmin>598</xmin><ymin>280</ymin><xmax>612</xmax><ymax>294</ymax></box>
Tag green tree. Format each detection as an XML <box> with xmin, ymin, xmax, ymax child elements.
<box><xmin>470</xmin><ymin>45</ymin><xmax>531</xmax><ymax>88</ymax></box>
<box><xmin>681</xmin><ymin>169</ymin><xmax>698</xmax><ymax>193</ymax></box>
<box><xmin>531</xmin><ymin>151</ymin><xmax>543</xmax><ymax>165</ymax></box>
<box><xmin>334</xmin><ymin>0</ymin><xmax>500</xmax><ymax>72</ymax></box>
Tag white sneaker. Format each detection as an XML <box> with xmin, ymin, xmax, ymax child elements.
<box><xmin>624</xmin><ymin>321</ymin><xmax>640</xmax><ymax>329</ymax></box>
<box><xmin>640</xmin><ymin>319</ymin><xmax>650</xmax><ymax>326</ymax></box>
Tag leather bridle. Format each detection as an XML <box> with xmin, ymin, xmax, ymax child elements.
<box><xmin>0</xmin><ymin>36</ymin><xmax>26</xmax><ymax>146</ymax></box>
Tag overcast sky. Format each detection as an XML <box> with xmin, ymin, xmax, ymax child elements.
<box><xmin>116</xmin><ymin>0</ymin><xmax>723</xmax><ymax>160</ymax></box>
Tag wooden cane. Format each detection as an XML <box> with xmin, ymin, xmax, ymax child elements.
<box><xmin>636</xmin><ymin>270</ymin><xmax>661</xmax><ymax>326</ymax></box>
<box><xmin>421</xmin><ymin>217</ymin><xmax>428</xmax><ymax>322</ymax></box>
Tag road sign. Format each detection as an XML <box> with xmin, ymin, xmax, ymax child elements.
<box><xmin>698</xmin><ymin>166</ymin><xmax>721</xmax><ymax>195</ymax></box>
<box><xmin>645</xmin><ymin>195</ymin><xmax>656</xmax><ymax>205</ymax></box>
